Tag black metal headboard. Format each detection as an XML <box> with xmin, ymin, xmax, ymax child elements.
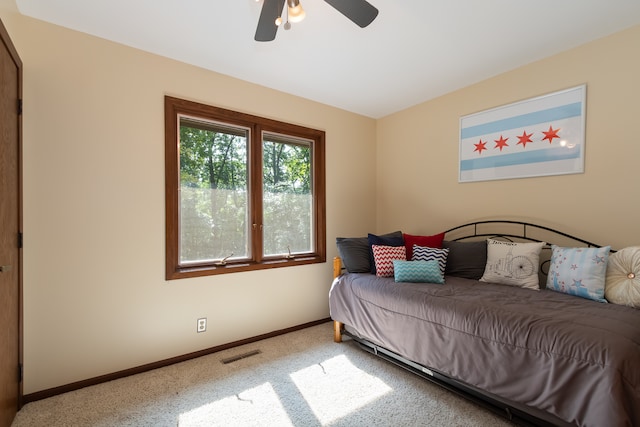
<box><xmin>443</xmin><ymin>220</ymin><xmax>611</xmax><ymax>281</ymax></box>
<box><xmin>443</xmin><ymin>220</ymin><xmax>605</xmax><ymax>248</ymax></box>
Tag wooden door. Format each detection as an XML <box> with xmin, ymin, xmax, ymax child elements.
<box><xmin>0</xmin><ymin>17</ymin><xmax>22</xmax><ymax>427</ymax></box>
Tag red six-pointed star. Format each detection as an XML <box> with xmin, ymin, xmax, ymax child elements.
<box><xmin>474</xmin><ymin>139</ymin><xmax>487</xmax><ymax>154</ymax></box>
<box><xmin>517</xmin><ymin>130</ymin><xmax>533</xmax><ymax>148</ymax></box>
<box><xmin>494</xmin><ymin>135</ymin><xmax>509</xmax><ymax>151</ymax></box>
<box><xmin>542</xmin><ymin>126</ymin><xmax>561</xmax><ymax>143</ymax></box>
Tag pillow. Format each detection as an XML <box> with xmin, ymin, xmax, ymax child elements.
<box><xmin>403</xmin><ymin>232</ymin><xmax>445</xmax><ymax>260</ymax></box>
<box><xmin>368</xmin><ymin>232</ymin><xmax>405</xmax><ymax>274</ymax></box>
<box><xmin>336</xmin><ymin>231</ymin><xmax>402</xmax><ymax>273</ymax></box>
<box><xmin>412</xmin><ymin>245</ymin><xmax>449</xmax><ymax>277</ymax></box>
<box><xmin>442</xmin><ymin>240</ymin><xmax>487</xmax><ymax>280</ymax></box>
<box><xmin>393</xmin><ymin>260</ymin><xmax>444</xmax><ymax>284</ymax></box>
<box><xmin>605</xmin><ymin>246</ymin><xmax>640</xmax><ymax>307</ymax></box>
<box><xmin>372</xmin><ymin>245</ymin><xmax>406</xmax><ymax>277</ymax></box>
<box><xmin>480</xmin><ymin>239</ymin><xmax>544</xmax><ymax>290</ymax></box>
<box><xmin>546</xmin><ymin>245</ymin><xmax>610</xmax><ymax>302</ymax></box>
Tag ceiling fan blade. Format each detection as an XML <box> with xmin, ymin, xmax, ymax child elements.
<box><xmin>324</xmin><ymin>0</ymin><xmax>379</xmax><ymax>28</ymax></box>
<box><xmin>255</xmin><ymin>0</ymin><xmax>286</xmax><ymax>42</ymax></box>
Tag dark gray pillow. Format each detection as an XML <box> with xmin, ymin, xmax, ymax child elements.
<box><xmin>442</xmin><ymin>240</ymin><xmax>487</xmax><ymax>280</ymax></box>
<box><xmin>336</xmin><ymin>231</ymin><xmax>403</xmax><ymax>273</ymax></box>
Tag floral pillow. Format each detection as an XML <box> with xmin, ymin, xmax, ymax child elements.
<box><xmin>372</xmin><ymin>244</ymin><xmax>406</xmax><ymax>277</ymax></box>
<box><xmin>546</xmin><ymin>245</ymin><xmax>610</xmax><ymax>303</ymax></box>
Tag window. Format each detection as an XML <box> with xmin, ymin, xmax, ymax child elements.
<box><xmin>165</xmin><ymin>96</ymin><xmax>326</xmax><ymax>279</ymax></box>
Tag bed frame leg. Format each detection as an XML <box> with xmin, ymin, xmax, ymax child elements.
<box><xmin>333</xmin><ymin>257</ymin><xmax>342</xmax><ymax>279</ymax></box>
<box><xmin>334</xmin><ymin>321</ymin><xmax>343</xmax><ymax>343</ymax></box>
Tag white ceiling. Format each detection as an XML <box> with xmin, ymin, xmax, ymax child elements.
<box><xmin>14</xmin><ymin>0</ymin><xmax>640</xmax><ymax>118</ymax></box>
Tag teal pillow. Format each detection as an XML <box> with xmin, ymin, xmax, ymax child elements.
<box><xmin>393</xmin><ymin>260</ymin><xmax>444</xmax><ymax>284</ymax></box>
<box><xmin>546</xmin><ymin>245</ymin><xmax>610</xmax><ymax>302</ymax></box>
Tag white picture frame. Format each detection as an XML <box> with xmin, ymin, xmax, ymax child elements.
<box><xmin>459</xmin><ymin>85</ymin><xmax>586</xmax><ymax>183</ymax></box>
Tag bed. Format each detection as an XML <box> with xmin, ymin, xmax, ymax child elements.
<box><xmin>329</xmin><ymin>220</ymin><xmax>640</xmax><ymax>427</ymax></box>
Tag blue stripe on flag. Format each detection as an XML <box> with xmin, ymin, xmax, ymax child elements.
<box><xmin>461</xmin><ymin>102</ymin><xmax>582</xmax><ymax>139</ymax></box>
<box><xmin>460</xmin><ymin>146</ymin><xmax>580</xmax><ymax>171</ymax></box>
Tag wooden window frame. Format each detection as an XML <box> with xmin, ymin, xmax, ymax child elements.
<box><xmin>165</xmin><ymin>96</ymin><xmax>326</xmax><ymax>280</ymax></box>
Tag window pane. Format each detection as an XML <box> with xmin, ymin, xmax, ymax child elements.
<box><xmin>179</xmin><ymin>117</ymin><xmax>250</xmax><ymax>264</ymax></box>
<box><xmin>262</xmin><ymin>134</ymin><xmax>313</xmax><ymax>257</ymax></box>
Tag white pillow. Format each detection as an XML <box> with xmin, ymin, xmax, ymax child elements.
<box><xmin>480</xmin><ymin>239</ymin><xmax>544</xmax><ymax>290</ymax></box>
<box><xmin>605</xmin><ymin>246</ymin><xmax>640</xmax><ymax>308</ymax></box>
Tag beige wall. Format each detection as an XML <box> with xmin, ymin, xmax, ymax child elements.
<box><xmin>377</xmin><ymin>25</ymin><xmax>640</xmax><ymax>250</ymax></box>
<box><xmin>0</xmin><ymin>10</ymin><xmax>377</xmax><ymax>394</ymax></box>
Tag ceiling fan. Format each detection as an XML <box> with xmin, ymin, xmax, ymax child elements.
<box><xmin>255</xmin><ymin>0</ymin><xmax>379</xmax><ymax>42</ymax></box>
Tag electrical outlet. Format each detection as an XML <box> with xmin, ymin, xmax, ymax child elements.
<box><xmin>197</xmin><ymin>317</ymin><xmax>207</xmax><ymax>333</ymax></box>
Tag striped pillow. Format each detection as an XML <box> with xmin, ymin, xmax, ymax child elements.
<box><xmin>393</xmin><ymin>260</ymin><xmax>444</xmax><ymax>284</ymax></box>
<box><xmin>412</xmin><ymin>245</ymin><xmax>449</xmax><ymax>277</ymax></box>
<box><xmin>372</xmin><ymin>245</ymin><xmax>407</xmax><ymax>277</ymax></box>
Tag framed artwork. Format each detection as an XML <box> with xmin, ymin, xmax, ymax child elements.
<box><xmin>459</xmin><ymin>85</ymin><xmax>586</xmax><ymax>183</ymax></box>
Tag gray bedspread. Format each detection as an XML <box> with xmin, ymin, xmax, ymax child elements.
<box><xmin>329</xmin><ymin>273</ymin><xmax>640</xmax><ymax>427</ymax></box>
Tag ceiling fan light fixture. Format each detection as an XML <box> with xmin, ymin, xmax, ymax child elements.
<box><xmin>287</xmin><ymin>0</ymin><xmax>306</xmax><ymax>23</ymax></box>
<box><xmin>255</xmin><ymin>0</ymin><xmax>378</xmax><ymax>42</ymax></box>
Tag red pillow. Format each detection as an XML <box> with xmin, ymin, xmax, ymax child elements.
<box><xmin>403</xmin><ymin>232</ymin><xmax>445</xmax><ymax>260</ymax></box>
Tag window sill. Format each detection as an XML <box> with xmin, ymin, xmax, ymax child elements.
<box><xmin>167</xmin><ymin>255</ymin><xmax>326</xmax><ymax>280</ymax></box>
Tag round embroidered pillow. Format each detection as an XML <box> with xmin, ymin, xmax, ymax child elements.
<box><xmin>605</xmin><ymin>246</ymin><xmax>640</xmax><ymax>308</ymax></box>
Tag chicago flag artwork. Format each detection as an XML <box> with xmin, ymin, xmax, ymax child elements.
<box><xmin>459</xmin><ymin>85</ymin><xmax>585</xmax><ymax>182</ymax></box>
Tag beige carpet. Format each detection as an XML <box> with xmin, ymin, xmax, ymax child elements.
<box><xmin>12</xmin><ymin>322</ymin><xmax>515</xmax><ymax>426</ymax></box>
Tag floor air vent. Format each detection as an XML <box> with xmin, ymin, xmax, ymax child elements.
<box><xmin>221</xmin><ymin>349</ymin><xmax>262</xmax><ymax>364</ymax></box>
